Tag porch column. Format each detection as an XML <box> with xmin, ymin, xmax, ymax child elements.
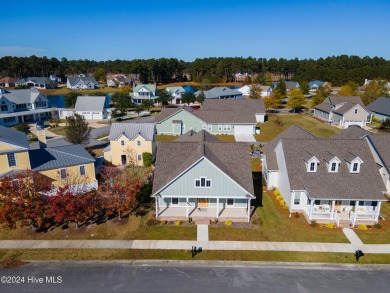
<box><xmin>331</xmin><ymin>200</ymin><xmax>335</xmax><ymax>219</ymax></box>
<box><xmin>355</xmin><ymin>201</ymin><xmax>359</xmax><ymax>213</ymax></box>
<box><xmin>155</xmin><ymin>197</ymin><xmax>159</xmax><ymax>217</ymax></box>
<box><xmin>216</xmin><ymin>197</ymin><xmax>219</xmax><ymax>218</ymax></box>
<box><xmin>247</xmin><ymin>198</ymin><xmax>251</xmax><ymax>222</ymax></box>
<box><xmin>309</xmin><ymin>199</ymin><xmax>314</xmax><ymax>220</ymax></box>
<box><xmin>375</xmin><ymin>202</ymin><xmax>382</xmax><ymax>221</ymax></box>
<box><xmin>186</xmin><ymin>197</ymin><xmax>189</xmax><ymax>217</ymax></box>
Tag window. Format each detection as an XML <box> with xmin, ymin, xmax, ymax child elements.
<box><xmin>294</xmin><ymin>194</ymin><xmax>300</xmax><ymax>205</ymax></box>
<box><xmin>172</xmin><ymin>198</ymin><xmax>179</xmax><ymax>205</ymax></box>
<box><xmin>331</xmin><ymin>162</ymin><xmax>337</xmax><ymax>172</ymax></box>
<box><xmin>353</xmin><ymin>163</ymin><xmax>358</xmax><ymax>172</ymax></box>
<box><xmin>137</xmin><ymin>140</ymin><xmax>141</xmax><ymax>146</ymax></box>
<box><xmin>121</xmin><ymin>140</ymin><xmax>125</xmax><ymax>146</ymax></box>
<box><xmin>218</xmin><ymin>125</ymin><xmax>222</xmax><ymax>131</ymax></box>
<box><xmin>227</xmin><ymin>199</ymin><xmax>234</xmax><ymax>206</ymax></box>
<box><xmin>358</xmin><ymin>201</ymin><xmax>364</xmax><ymax>206</ymax></box>
<box><xmin>315</xmin><ymin>200</ymin><xmax>320</xmax><ymax>205</ymax></box>
<box><xmin>195</xmin><ymin>177</ymin><xmax>212</xmax><ymax>188</ymax></box>
<box><xmin>0</xmin><ymin>105</ymin><xmax>8</xmax><ymax>111</ymax></box>
<box><xmin>355</xmin><ymin>109</ymin><xmax>358</xmax><ymax>114</ymax></box>
<box><xmin>4</xmin><ymin>117</ymin><xmax>16</xmax><ymax>123</ymax></box>
<box><xmin>350</xmin><ymin>201</ymin><xmax>356</xmax><ymax>206</ymax></box>
<box><xmin>223</xmin><ymin>125</ymin><xmax>232</xmax><ymax>131</ymax></box>
<box><xmin>60</xmin><ymin>169</ymin><xmax>67</xmax><ymax>179</ymax></box>
<box><xmin>310</xmin><ymin>162</ymin><xmax>316</xmax><ymax>171</ymax></box>
<box><xmin>202</xmin><ymin>124</ymin><xmax>207</xmax><ymax>130</ymax></box>
<box><xmin>79</xmin><ymin>165</ymin><xmax>86</xmax><ymax>176</ymax></box>
<box><xmin>207</xmin><ymin>125</ymin><xmax>212</xmax><ymax>131</ymax></box>
<box><xmin>7</xmin><ymin>153</ymin><xmax>16</xmax><ymax>167</ymax></box>
<box><xmin>138</xmin><ymin>155</ymin><xmax>142</xmax><ymax>161</ymax></box>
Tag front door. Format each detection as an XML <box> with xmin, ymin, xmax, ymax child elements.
<box><xmin>121</xmin><ymin>155</ymin><xmax>127</xmax><ymax>165</ymax></box>
<box><xmin>335</xmin><ymin>200</ymin><xmax>342</xmax><ymax>211</ymax></box>
<box><xmin>198</xmin><ymin>198</ymin><xmax>208</xmax><ymax>207</ymax></box>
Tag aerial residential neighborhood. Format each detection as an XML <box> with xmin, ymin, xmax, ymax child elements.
<box><xmin>1</xmin><ymin>1</ymin><xmax>390</xmax><ymax>291</ymax></box>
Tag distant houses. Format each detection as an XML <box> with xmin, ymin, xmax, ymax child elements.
<box><xmin>0</xmin><ymin>77</ymin><xmax>18</xmax><ymax>88</ymax></box>
<box><xmin>15</xmin><ymin>77</ymin><xmax>57</xmax><ymax>89</ymax></box>
<box><xmin>59</xmin><ymin>96</ymin><xmax>111</xmax><ymax>121</ymax></box>
<box><xmin>308</xmin><ymin>80</ymin><xmax>330</xmax><ymax>93</ymax></box>
<box><xmin>131</xmin><ymin>84</ymin><xmax>157</xmax><ymax>104</ymax></box>
<box><xmin>195</xmin><ymin>87</ymin><xmax>243</xmax><ymax>100</ymax></box>
<box><xmin>67</xmin><ymin>76</ymin><xmax>99</xmax><ymax>90</ymax></box>
<box><xmin>237</xmin><ymin>84</ymin><xmax>272</xmax><ymax>97</ymax></box>
<box><xmin>165</xmin><ymin>86</ymin><xmax>186</xmax><ymax>104</ymax></box>
<box><xmin>271</xmin><ymin>81</ymin><xmax>300</xmax><ymax>91</ymax></box>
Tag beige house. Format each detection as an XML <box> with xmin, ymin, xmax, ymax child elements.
<box><xmin>0</xmin><ymin>125</ymin><xmax>97</xmax><ymax>192</ymax></box>
<box><xmin>103</xmin><ymin>123</ymin><xmax>156</xmax><ymax>166</ymax></box>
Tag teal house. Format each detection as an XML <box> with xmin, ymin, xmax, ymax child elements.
<box><xmin>151</xmin><ymin>130</ymin><xmax>255</xmax><ymax>222</ymax></box>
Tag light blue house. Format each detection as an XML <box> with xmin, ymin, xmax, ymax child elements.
<box><xmin>131</xmin><ymin>84</ymin><xmax>157</xmax><ymax>104</ymax></box>
<box><xmin>155</xmin><ymin>99</ymin><xmax>265</xmax><ymax>136</ymax></box>
<box><xmin>367</xmin><ymin>97</ymin><xmax>390</xmax><ymax>121</ymax></box>
<box><xmin>152</xmin><ymin>130</ymin><xmax>255</xmax><ymax>222</ymax></box>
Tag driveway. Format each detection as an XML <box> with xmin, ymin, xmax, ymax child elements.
<box><xmin>234</xmin><ymin>134</ymin><xmax>256</xmax><ymax>142</ymax></box>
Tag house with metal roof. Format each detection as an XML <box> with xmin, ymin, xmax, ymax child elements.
<box><xmin>103</xmin><ymin>123</ymin><xmax>156</xmax><ymax>166</ymax></box>
<box><xmin>59</xmin><ymin>96</ymin><xmax>110</xmax><ymax>121</ymax></box>
<box><xmin>0</xmin><ymin>88</ymin><xmax>57</xmax><ymax>127</ymax></box>
<box><xmin>195</xmin><ymin>87</ymin><xmax>243</xmax><ymax>100</ymax></box>
<box><xmin>237</xmin><ymin>84</ymin><xmax>272</xmax><ymax>97</ymax></box>
<box><xmin>15</xmin><ymin>77</ymin><xmax>57</xmax><ymax>89</ymax></box>
<box><xmin>262</xmin><ymin>125</ymin><xmax>387</xmax><ymax>227</ymax></box>
<box><xmin>165</xmin><ymin>86</ymin><xmax>186</xmax><ymax>104</ymax></box>
<box><xmin>155</xmin><ymin>99</ymin><xmax>266</xmax><ymax>137</ymax></box>
<box><xmin>308</xmin><ymin>80</ymin><xmax>330</xmax><ymax>93</ymax></box>
<box><xmin>271</xmin><ymin>81</ymin><xmax>300</xmax><ymax>91</ymax></box>
<box><xmin>67</xmin><ymin>76</ymin><xmax>99</xmax><ymax>90</ymax></box>
<box><xmin>131</xmin><ymin>84</ymin><xmax>157</xmax><ymax>104</ymax></box>
<box><xmin>152</xmin><ymin>130</ymin><xmax>255</xmax><ymax>222</ymax></box>
<box><xmin>0</xmin><ymin>125</ymin><xmax>97</xmax><ymax>192</ymax></box>
<box><xmin>367</xmin><ymin>97</ymin><xmax>390</xmax><ymax>121</ymax></box>
<box><xmin>313</xmin><ymin>95</ymin><xmax>371</xmax><ymax>128</ymax></box>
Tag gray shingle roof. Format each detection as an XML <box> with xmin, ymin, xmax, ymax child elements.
<box><xmin>280</xmin><ymin>139</ymin><xmax>386</xmax><ymax>200</ymax></box>
<box><xmin>154</xmin><ymin>108</ymin><xmax>183</xmax><ymax>123</ymax></box>
<box><xmin>75</xmin><ymin>96</ymin><xmax>106</xmax><ymax>112</ymax></box>
<box><xmin>67</xmin><ymin>77</ymin><xmax>99</xmax><ymax>86</ymax></box>
<box><xmin>369</xmin><ymin>134</ymin><xmax>390</xmax><ymax>173</ymax></box>
<box><xmin>29</xmin><ymin>145</ymin><xmax>95</xmax><ymax>171</ymax></box>
<box><xmin>367</xmin><ymin>97</ymin><xmax>390</xmax><ymax>117</ymax></box>
<box><xmin>315</xmin><ymin>95</ymin><xmax>368</xmax><ymax>114</ymax></box>
<box><xmin>201</xmin><ymin>99</ymin><xmax>265</xmax><ymax>113</ymax></box>
<box><xmin>15</xmin><ymin>77</ymin><xmax>52</xmax><ymax>86</ymax></box>
<box><xmin>152</xmin><ymin>141</ymin><xmax>254</xmax><ymax>197</ymax></box>
<box><xmin>0</xmin><ymin>88</ymin><xmax>46</xmax><ymax>104</ymax></box>
<box><xmin>262</xmin><ymin>125</ymin><xmax>316</xmax><ymax>171</ymax></box>
<box><xmin>199</xmin><ymin>87</ymin><xmax>242</xmax><ymax>99</ymax></box>
<box><xmin>331</xmin><ymin>126</ymin><xmax>372</xmax><ymax>140</ymax></box>
<box><xmin>109</xmin><ymin>123</ymin><xmax>155</xmax><ymax>141</ymax></box>
<box><xmin>309</xmin><ymin>80</ymin><xmax>326</xmax><ymax>87</ymax></box>
<box><xmin>0</xmin><ymin>125</ymin><xmax>29</xmax><ymax>150</ymax></box>
<box><xmin>175</xmin><ymin>130</ymin><xmax>219</xmax><ymax>142</ymax></box>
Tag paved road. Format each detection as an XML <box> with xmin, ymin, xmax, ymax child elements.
<box><xmin>1</xmin><ymin>261</ymin><xmax>389</xmax><ymax>293</ymax></box>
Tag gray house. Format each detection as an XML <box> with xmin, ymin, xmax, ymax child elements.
<box><xmin>314</xmin><ymin>95</ymin><xmax>371</xmax><ymax>128</ymax></box>
<box><xmin>155</xmin><ymin>99</ymin><xmax>265</xmax><ymax>136</ymax></box>
<box><xmin>367</xmin><ymin>97</ymin><xmax>390</xmax><ymax>121</ymax></box>
<box><xmin>67</xmin><ymin>77</ymin><xmax>99</xmax><ymax>90</ymax></box>
<box><xmin>262</xmin><ymin>125</ymin><xmax>387</xmax><ymax>227</ymax></box>
<box><xmin>15</xmin><ymin>77</ymin><xmax>57</xmax><ymax>89</ymax></box>
<box><xmin>152</xmin><ymin>130</ymin><xmax>255</xmax><ymax>222</ymax></box>
<box><xmin>195</xmin><ymin>87</ymin><xmax>243</xmax><ymax>99</ymax></box>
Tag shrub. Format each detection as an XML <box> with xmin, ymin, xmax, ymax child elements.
<box><xmin>160</xmin><ymin>220</ymin><xmax>167</xmax><ymax>225</ymax></box>
<box><xmin>358</xmin><ymin>224</ymin><xmax>368</xmax><ymax>231</ymax></box>
<box><xmin>273</xmin><ymin>189</ymin><xmax>281</xmax><ymax>196</ymax></box>
<box><xmin>293</xmin><ymin>212</ymin><xmax>299</xmax><ymax>218</ymax></box>
<box><xmin>146</xmin><ymin>218</ymin><xmax>159</xmax><ymax>226</ymax></box>
<box><xmin>325</xmin><ymin>223</ymin><xmax>334</xmax><ymax>229</ymax></box>
<box><xmin>225</xmin><ymin>220</ymin><xmax>233</xmax><ymax>226</ymax></box>
<box><xmin>374</xmin><ymin>223</ymin><xmax>382</xmax><ymax>229</ymax></box>
<box><xmin>142</xmin><ymin>152</ymin><xmax>153</xmax><ymax>167</ymax></box>
<box><xmin>276</xmin><ymin>195</ymin><xmax>283</xmax><ymax>201</ymax></box>
<box><xmin>175</xmin><ymin>220</ymin><xmax>181</xmax><ymax>226</ymax></box>
<box><xmin>310</xmin><ymin>220</ymin><xmax>318</xmax><ymax>228</ymax></box>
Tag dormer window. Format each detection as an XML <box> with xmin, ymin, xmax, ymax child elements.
<box><xmin>355</xmin><ymin>109</ymin><xmax>358</xmax><ymax>114</ymax></box>
<box><xmin>327</xmin><ymin>157</ymin><xmax>341</xmax><ymax>173</ymax></box>
<box><xmin>349</xmin><ymin>157</ymin><xmax>363</xmax><ymax>174</ymax></box>
<box><xmin>306</xmin><ymin>156</ymin><xmax>319</xmax><ymax>172</ymax></box>
<box><xmin>353</xmin><ymin>163</ymin><xmax>358</xmax><ymax>172</ymax></box>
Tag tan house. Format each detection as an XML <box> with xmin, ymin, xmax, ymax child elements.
<box><xmin>0</xmin><ymin>125</ymin><xmax>97</xmax><ymax>192</ymax></box>
<box><xmin>103</xmin><ymin>123</ymin><xmax>156</xmax><ymax>166</ymax></box>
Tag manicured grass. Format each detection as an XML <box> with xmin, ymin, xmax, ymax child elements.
<box><xmin>209</xmin><ymin>191</ymin><xmax>349</xmax><ymax>243</ymax></box>
<box><xmin>256</xmin><ymin>114</ymin><xmax>341</xmax><ymax>142</ymax></box>
<box><xmin>39</xmin><ymin>87</ymin><xmax>122</xmax><ymax>95</ymax></box>
<box><xmin>0</xmin><ymin>214</ymin><xmax>196</xmax><ymax>241</ymax></box>
<box><xmin>251</xmin><ymin>157</ymin><xmax>262</xmax><ymax>172</ymax></box>
<box><xmin>354</xmin><ymin>201</ymin><xmax>390</xmax><ymax>244</ymax></box>
<box><xmin>1</xmin><ymin>249</ymin><xmax>390</xmax><ymax>263</ymax></box>
<box><xmin>47</xmin><ymin>126</ymin><xmax>67</xmax><ymax>136</ymax></box>
<box><xmin>95</xmin><ymin>134</ymin><xmax>109</xmax><ymax>140</ymax></box>
<box><xmin>215</xmin><ymin>135</ymin><xmax>235</xmax><ymax>142</ymax></box>
<box><xmin>156</xmin><ymin>135</ymin><xmax>178</xmax><ymax>142</ymax></box>
<box><xmin>91</xmin><ymin>147</ymin><xmax>105</xmax><ymax>157</ymax></box>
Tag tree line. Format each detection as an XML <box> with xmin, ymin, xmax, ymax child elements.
<box><xmin>1</xmin><ymin>55</ymin><xmax>390</xmax><ymax>86</ymax></box>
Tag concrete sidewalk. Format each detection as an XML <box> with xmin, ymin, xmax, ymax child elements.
<box><xmin>0</xmin><ymin>239</ymin><xmax>389</xmax><ymax>254</ymax></box>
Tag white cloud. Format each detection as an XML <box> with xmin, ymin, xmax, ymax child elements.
<box><xmin>0</xmin><ymin>46</ymin><xmax>46</xmax><ymax>57</ymax></box>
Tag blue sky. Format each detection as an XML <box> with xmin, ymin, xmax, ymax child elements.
<box><xmin>1</xmin><ymin>0</ymin><xmax>389</xmax><ymax>61</ymax></box>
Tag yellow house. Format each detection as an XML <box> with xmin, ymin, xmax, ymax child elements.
<box><xmin>0</xmin><ymin>125</ymin><xmax>98</xmax><ymax>191</ymax></box>
<box><xmin>103</xmin><ymin>123</ymin><xmax>156</xmax><ymax>166</ymax></box>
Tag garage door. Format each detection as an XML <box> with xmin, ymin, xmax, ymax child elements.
<box><xmin>344</xmin><ymin>121</ymin><xmax>364</xmax><ymax>128</ymax></box>
<box><xmin>234</xmin><ymin>125</ymin><xmax>254</xmax><ymax>134</ymax></box>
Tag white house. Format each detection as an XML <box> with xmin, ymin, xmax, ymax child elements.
<box><xmin>67</xmin><ymin>77</ymin><xmax>99</xmax><ymax>90</ymax></box>
<box><xmin>237</xmin><ymin>84</ymin><xmax>272</xmax><ymax>97</ymax></box>
<box><xmin>131</xmin><ymin>84</ymin><xmax>157</xmax><ymax>104</ymax></box>
<box><xmin>166</xmin><ymin>86</ymin><xmax>186</xmax><ymax>104</ymax></box>
<box><xmin>59</xmin><ymin>96</ymin><xmax>111</xmax><ymax>121</ymax></box>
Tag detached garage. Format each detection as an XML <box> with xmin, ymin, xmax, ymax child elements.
<box><xmin>74</xmin><ymin>96</ymin><xmax>110</xmax><ymax>121</ymax></box>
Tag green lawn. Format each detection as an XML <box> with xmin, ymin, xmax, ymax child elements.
<box><xmin>209</xmin><ymin>191</ymin><xmax>349</xmax><ymax>243</ymax></box>
<box><xmin>39</xmin><ymin>87</ymin><xmax>122</xmax><ymax>96</ymax></box>
<box><xmin>47</xmin><ymin>126</ymin><xmax>67</xmax><ymax>136</ymax></box>
<box><xmin>255</xmin><ymin>114</ymin><xmax>341</xmax><ymax>142</ymax></box>
<box><xmin>354</xmin><ymin>201</ymin><xmax>390</xmax><ymax>244</ymax></box>
<box><xmin>156</xmin><ymin>135</ymin><xmax>178</xmax><ymax>142</ymax></box>
<box><xmin>251</xmin><ymin>157</ymin><xmax>262</xmax><ymax>172</ymax></box>
<box><xmin>215</xmin><ymin>135</ymin><xmax>235</xmax><ymax>142</ymax></box>
<box><xmin>2</xmin><ymin>249</ymin><xmax>390</xmax><ymax>263</ymax></box>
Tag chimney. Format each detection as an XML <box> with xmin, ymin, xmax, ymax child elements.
<box><xmin>36</xmin><ymin>127</ymin><xmax>47</xmax><ymax>148</ymax></box>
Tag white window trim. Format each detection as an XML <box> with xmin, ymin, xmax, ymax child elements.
<box><xmin>350</xmin><ymin>157</ymin><xmax>363</xmax><ymax>173</ymax></box>
<box><xmin>194</xmin><ymin>177</ymin><xmax>212</xmax><ymax>188</ymax></box>
<box><xmin>121</xmin><ymin>140</ymin><xmax>125</xmax><ymax>146</ymax></box>
<box><xmin>218</xmin><ymin>125</ymin><xmax>222</xmax><ymax>131</ymax></box>
<box><xmin>171</xmin><ymin>197</ymin><xmax>179</xmax><ymax>206</ymax></box>
<box><xmin>202</xmin><ymin>124</ymin><xmax>207</xmax><ymax>130</ymax></box>
<box><xmin>227</xmin><ymin>198</ymin><xmax>234</xmax><ymax>206</ymax></box>
<box><xmin>137</xmin><ymin>140</ymin><xmax>141</xmax><ymax>146</ymax></box>
<box><xmin>207</xmin><ymin>125</ymin><xmax>212</xmax><ymax>131</ymax></box>
<box><xmin>307</xmin><ymin>157</ymin><xmax>319</xmax><ymax>172</ymax></box>
<box><xmin>7</xmin><ymin>153</ymin><xmax>17</xmax><ymax>168</ymax></box>
<box><xmin>293</xmin><ymin>193</ymin><xmax>300</xmax><ymax>205</ymax></box>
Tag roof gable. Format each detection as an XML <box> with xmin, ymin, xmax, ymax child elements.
<box><xmin>109</xmin><ymin>123</ymin><xmax>155</xmax><ymax>141</ymax></box>
<box><xmin>75</xmin><ymin>96</ymin><xmax>106</xmax><ymax>112</ymax></box>
<box><xmin>0</xmin><ymin>125</ymin><xmax>29</xmax><ymax>150</ymax></box>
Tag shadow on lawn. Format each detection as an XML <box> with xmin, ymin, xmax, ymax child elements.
<box><xmin>251</xmin><ymin>172</ymin><xmax>263</xmax><ymax>218</ymax></box>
